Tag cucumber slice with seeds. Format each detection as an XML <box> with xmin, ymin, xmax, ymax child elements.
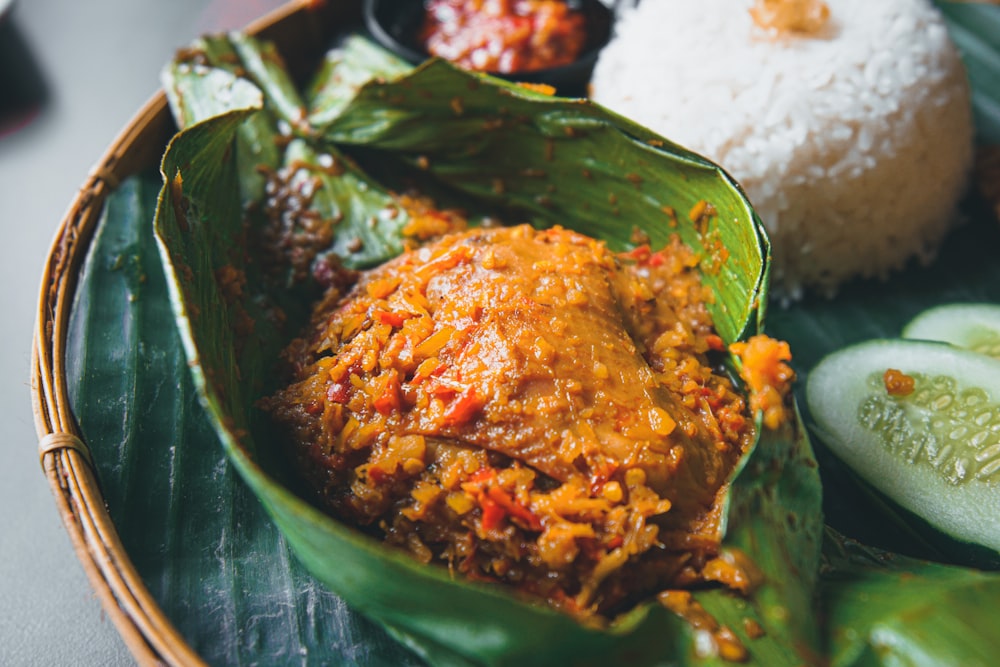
<box><xmin>807</xmin><ymin>338</ymin><xmax>1000</xmax><ymax>556</ymax></box>
<box><xmin>903</xmin><ymin>303</ymin><xmax>1000</xmax><ymax>359</ymax></box>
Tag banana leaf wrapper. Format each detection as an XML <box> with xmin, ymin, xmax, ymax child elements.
<box><xmin>150</xmin><ymin>33</ymin><xmax>824</xmax><ymax>666</ymax></box>
<box><xmin>68</xmin><ymin>171</ymin><xmax>1000</xmax><ymax>666</ymax></box>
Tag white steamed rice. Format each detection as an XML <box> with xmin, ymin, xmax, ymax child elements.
<box><xmin>591</xmin><ymin>0</ymin><xmax>974</xmax><ymax>300</ymax></box>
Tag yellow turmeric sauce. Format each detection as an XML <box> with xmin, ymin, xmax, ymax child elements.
<box><xmin>264</xmin><ymin>223</ymin><xmax>761</xmax><ymax>620</ymax></box>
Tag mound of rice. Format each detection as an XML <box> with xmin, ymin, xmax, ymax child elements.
<box><xmin>591</xmin><ymin>0</ymin><xmax>974</xmax><ymax>300</ymax></box>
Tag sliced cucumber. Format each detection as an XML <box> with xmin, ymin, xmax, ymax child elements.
<box><xmin>806</xmin><ymin>338</ymin><xmax>1000</xmax><ymax>555</ymax></box>
<box><xmin>903</xmin><ymin>303</ymin><xmax>1000</xmax><ymax>359</ymax></box>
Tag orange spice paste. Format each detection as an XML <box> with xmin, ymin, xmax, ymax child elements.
<box><xmin>263</xmin><ymin>223</ymin><xmax>758</xmax><ymax>620</ymax></box>
<box><xmin>883</xmin><ymin>368</ymin><xmax>915</xmax><ymax>397</ymax></box>
<box><xmin>730</xmin><ymin>335</ymin><xmax>796</xmax><ymax>431</ymax></box>
<box><xmin>420</xmin><ymin>0</ymin><xmax>587</xmax><ymax>73</ymax></box>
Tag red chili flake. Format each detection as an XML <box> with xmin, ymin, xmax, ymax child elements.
<box><xmin>479</xmin><ymin>494</ymin><xmax>506</xmax><ymax>532</ymax></box>
<box><xmin>373</xmin><ymin>373</ymin><xmax>402</xmax><ymax>415</ymax></box>
<box><xmin>327</xmin><ymin>381</ymin><xmax>350</xmax><ymax>404</ymax></box>
<box><xmin>442</xmin><ymin>387</ymin><xmax>483</xmax><ymax>426</ymax></box>
<box><xmin>374</xmin><ymin>310</ymin><xmax>407</xmax><ymax>327</ymax></box>
<box><xmin>705</xmin><ymin>334</ymin><xmax>726</xmax><ymax>352</ymax></box>
<box><xmin>625</xmin><ymin>245</ymin><xmax>652</xmax><ymax>263</ymax></box>
<box><xmin>487</xmin><ymin>486</ymin><xmax>542</xmax><ymax>531</ymax></box>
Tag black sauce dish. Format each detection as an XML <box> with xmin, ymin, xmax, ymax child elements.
<box><xmin>362</xmin><ymin>0</ymin><xmax>614</xmax><ymax>97</ymax></box>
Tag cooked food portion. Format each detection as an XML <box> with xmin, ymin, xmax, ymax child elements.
<box><xmin>591</xmin><ymin>0</ymin><xmax>974</xmax><ymax>300</ymax></box>
<box><xmin>420</xmin><ymin>0</ymin><xmax>587</xmax><ymax>73</ymax></box>
<box><xmin>264</xmin><ymin>224</ymin><xmax>755</xmax><ymax>619</ymax></box>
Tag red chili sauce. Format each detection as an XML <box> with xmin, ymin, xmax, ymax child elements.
<box><xmin>420</xmin><ymin>0</ymin><xmax>587</xmax><ymax>74</ymax></box>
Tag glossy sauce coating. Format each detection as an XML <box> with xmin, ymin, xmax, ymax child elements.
<box><xmin>265</xmin><ymin>224</ymin><xmax>754</xmax><ymax>618</ymax></box>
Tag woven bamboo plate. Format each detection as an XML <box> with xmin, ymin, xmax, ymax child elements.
<box><xmin>30</xmin><ymin>2</ymin><xmax>364</xmax><ymax>664</ymax></box>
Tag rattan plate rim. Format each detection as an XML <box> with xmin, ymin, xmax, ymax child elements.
<box><xmin>28</xmin><ymin>2</ymin><xmax>349</xmax><ymax>664</ymax></box>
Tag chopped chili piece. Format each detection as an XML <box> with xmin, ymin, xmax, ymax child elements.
<box><xmin>442</xmin><ymin>387</ymin><xmax>484</xmax><ymax>426</ymax></box>
<box><xmin>883</xmin><ymin>368</ymin><xmax>916</xmax><ymax>397</ymax></box>
<box><xmin>705</xmin><ymin>334</ymin><xmax>726</xmax><ymax>352</ymax></box>
<box><xmin>479</xmin><ymin>494</ymin><xmax>507</xmax><ymax>531</ymax></box>
<box><xmin>372</xmin><ymin>372</ymin><xmax>402</xmax><ymax>415</ymax></box>
<box><xmin>374</xmin><ymin>310</ymin><xmax>407</xmax><ymax>327</ymax></box>
<box><xmin>487</xmin><ymin>485</ymin><xmax>543</xmax><ymax>531</ymax></box>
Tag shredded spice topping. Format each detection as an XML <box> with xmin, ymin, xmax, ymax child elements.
<box><xmin>262</xmin><ymin>223</ymin><xmax>758</xmax><ymax>620</ymax></box>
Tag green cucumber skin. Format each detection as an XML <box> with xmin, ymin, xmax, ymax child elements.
<box><xmin>806</xmin><ymin>338</ymin><xmax>1000</xmax><ymax>556</ymax></box>
<box><xmin>902</xmin><ymin>303</ymin><xmax>1000</xmax><ymax>357</ymax></box>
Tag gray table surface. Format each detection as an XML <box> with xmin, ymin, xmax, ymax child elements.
<box><xmin>0</xmin><ymin>1</ymin><xmax>283</xmax><ymax>664</ymax></box>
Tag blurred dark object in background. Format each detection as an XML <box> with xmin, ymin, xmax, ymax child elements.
<box><xmin>0</xmin><ymin>16</ymin><xmax>48</xmax><ymax>137</ymax></box>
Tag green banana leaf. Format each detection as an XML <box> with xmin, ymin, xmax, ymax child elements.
<box><xmin>148</xmin><ymin>31</ymin><xmax>823</xmax><ymax>667</ymax></box>
<box><xmin>163</xmin><ymin>33</ymin><xmax>767</xmax><ymax>339</ymax></box>
<box><xmin>164</xmin><ymin>35</ymin><xmax>416</xmax><ymax>276</ymax></box>
<box><xmin>820</xmin><ymin>529</ymin><xmax>1000</xmax><ymax>667</ymax></box>
<box><xmin>163</xmin><ymin>34</ymin><xmax>288</xmax><ymax>205</ymax></box>
<box><xmin>935</xmin><ymin>0</ymin><xmax>1000</xmax><ymax>144</ymax></box>
<box><xmin>67</xmin><ymin>173</ymin><xmax>424</xmax><ymax>665</ymax></box>
<box><xmin>317</xmin><ymin>59</ymin><xmax>768</xmax><ymax>344</ymax></box>
<box><xmin>307</xmin><ymin>34</ymin><xmax>413</xmax><ymax>128</ymax></box>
